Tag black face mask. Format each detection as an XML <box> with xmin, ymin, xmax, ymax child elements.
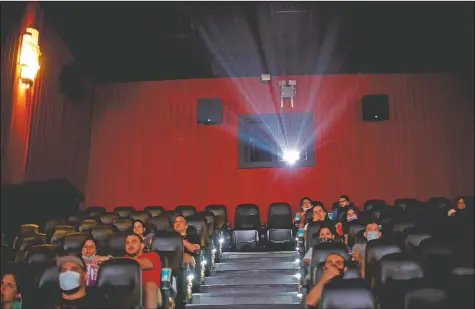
<box><xmin>318</xmin><ymin>237</ymin><xmax>334</xmax><ymax>244</ymax></box>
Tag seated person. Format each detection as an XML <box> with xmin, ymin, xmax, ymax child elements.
<box><xmin>303</xmin><ymin>225</ymin><xmax>337</xmax><ymax>265</ymax></box>
<box><xmin>173</xmin><ymin>215</ymin><xmax>201</xmax><ymax>268</ymax></box>
<box><xmin>80</xmin><ymin>237</ymin><xmax>112</xmax><ymax>286</ymax></box>
<box><xmin>330</xmin><ymin>194</ymin><xmax>354</xmax><ymax>221</ymax></box>
<box><xmin>124</xmin><ymin>232</ymin><xmax>162</xmax><ymax>309</ymax></box>
<box><xmin>1</xmin><ymin>267</ymin><xmax>24</xmax><ymax>309</ymax></box>
<box><xmin>303</xmin><ymin>202</ymin><xmax>329</xmax><ymax>240</ymax></box>
<box><xmin>351</xmin><ymin>221</ymin><xmax>382</xmax><ymax>279</ymax></box>
<box><xmin>53</xmin><ymin>255</ymin><xmax>106</xmax><ymax>308</ymax></box>
<box><xmin>296</xmin><ymin>197</ymin><xmax>313</xmax><ymax>227</ymax></box>
<box><xmin>306</xmin><ymin>253</ymin><xmax>348</xmax><ymax>308</ymax></box>
<box><xmin>133</xmin><ymin>219</ymin><xmax>154</xmax><ymax>251</ymax></box>
<box><xmin>448</xmin><ymin>196</ymin><xmax>469</xmax><ymax>216</ymax></box>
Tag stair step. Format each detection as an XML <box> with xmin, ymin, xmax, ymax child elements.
<box><xmin>200</xmin><ymin>283</ymin><xmax>299</xmax><ymax>294</ymax></box>
<box><xmin>211</xmin><ymin>269</ymin><xmax>298</xmax><ymax>277</ymax></box>
<box><xmin>205</xmin><ymin>273</ymin><xmax>299</xmax><ymax>285</ymax></box>
<box><xmin>220</xmin><ymin>255</ymin><xmax>298</xmax><ymax>263</ymax></box>
<box><xmin>214</xmin><ymin>261</ymin><xmax>299</xmax><ymax>271</ymax></box>
<box><xmin>186</xmin><ymin>304</ymin><xmax>302</xmax><ymax>309</ymax></box>
<box><xmin>222</xmin><ymin>251</ymin><xmax>297</xmax><ymax>260</ymax></box>
<box><xmin>189</xmin><ymin>291</ymin><xmax>301</xmax><ymax>305</ymax></box>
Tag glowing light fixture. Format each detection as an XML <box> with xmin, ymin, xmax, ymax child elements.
<box><xmin>282</xmin><ymin>149</ymin><xmax>300</xmax><ymax>165</ymax></box>
<box><xmin>19</xmin><ymin>26</ymin><xmax>41</xmax><ymax>89</ymax></box>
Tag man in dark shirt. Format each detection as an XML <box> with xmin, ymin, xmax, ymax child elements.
<box><xmin>55</xmin><ymin>255</ymin><xmax>106</xmax><ymax>309</ymax></box>
<box><xmin>173</xmin><ymin>215</ymin><xmax>201</xmax><ymax>267</ymax></box>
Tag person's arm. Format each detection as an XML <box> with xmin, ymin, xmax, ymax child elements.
<box><xmin>303</xmin><ymin>247</ymin><xmax>313</xmax><ymax>264</ymax></box>
<box><xmin>306</xmin><ymin>266</ymin><xmax>340</xmax><ymax>307</ymax></box>
<box><xmin>135</xmin><ymin>252</ymin><xmax>161</xmax><ymax>270</ymax></box>
<box><xmin>183</xmin><ymin>239</ymin><xmax>200</xmax><ymax>252</ymax></box>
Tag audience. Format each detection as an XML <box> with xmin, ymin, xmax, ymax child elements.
<box><xmin>124</xmin><ymin>232</ymin><xmax>162</xmax><ymax>309</ymax></box>
<box><xmin>306</xmin><ymin>253</ymin><xmax>348</xmax><ymax>308</ymax></box>
<box><xmin>80</xmin><ymin>237</ymin><xmax>111</xmax><ymax>286</ymax></box>
<box><xmin>297</xmin><ymin>197</ymin><xmax>314</xmax><ymax>228</ymax></box>
<box><xmin>132</xmin><ymin>219</ymin><xmax>154</xmax><ymax>251</ymax></box>
<box><xmin>173</xmin><ymin>215</ymin><xmax>201</xmax><ymax>268</ymax></box>
<box><xmin>1</xmin><ymin>268</ymin><xmax>23</xmax><ymax>309</ymax></box>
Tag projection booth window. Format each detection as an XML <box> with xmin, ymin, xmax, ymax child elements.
<box><xmin>238</xmin><ymin>113</ymin><xmax>315</xmax><ymax>168</ymax></box>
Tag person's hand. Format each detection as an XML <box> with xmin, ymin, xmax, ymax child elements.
<box><xmin>352</xmin><ymin>251</ymin><xmax>364</xmax><ymax>263</ymax></box>
<box><xmin>448</xmin><ymin>209</ymin><xmax>456</xmax><ymax>216</ymax></box>
<box><xmin>92</xmin><ymin>255</ymin><xmax>110</xmax><ymax>265</ymax></box>
<box><xmin>320</xmin><ymin>266</ymin><xmax>341</xmax><ymax>284</ymax></box>
<box><xmin>303</xmin><ymin>258</ymin><xmax>311</xmax><ymax>264</ymax></box>
<box><xmin>184</xmin><ymin>253</ymin><xmax>196</xmax><ymax>268</ymax></box>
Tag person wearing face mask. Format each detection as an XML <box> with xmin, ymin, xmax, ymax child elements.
<box><xmin>351</xmin><ymin>221</ymin><xmax>382</xmax><ymax>279</ymax></box>
<box><xmin>306</xmin><ymin>253</ymin><xmax>348</xmax><ymax>308</ymax></box>
<box><xmin>303</xmin><ymin>226</ymin><xmax>336</xmax><ymax>265</ymax></box>
<box><xmin>80</xmin><ymin>238</ymin><xmax>112</xmax><ymax>287</ymax></box>
<box><xmin>297</xmin><ymin>197</ymin><xmax>313</xmax><ymax>228</ymax></box>
<box><xmin>55</xmin><ymin>255</ymin><xmax>106</xmax><ymax>308</ymax></box>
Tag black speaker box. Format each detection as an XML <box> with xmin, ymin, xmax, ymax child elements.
<box><xmin>362</xmin><ymin>94</ymin><xmax>389</xmax><ymax>122</ymax></box>
<box><xmin>197</xmin><ymin>98</ymin><xmax>223</xmax><ymax>124</ymax></box>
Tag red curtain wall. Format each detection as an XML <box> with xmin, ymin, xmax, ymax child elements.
<box><xmin>86</xmin><ymin>74</ymin><xmax>474</xmax><ymax>221</ymax></box>
<box><xmin>1</xmin><ymin>2</ymin><xmax>93</xmax><ymax>193</ymax></box>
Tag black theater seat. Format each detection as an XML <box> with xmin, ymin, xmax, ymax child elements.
<box><xmin>85</xmin><ymin>206</ymin><xmax>106</xmax><ymax>218</ymax></box>
<box><xmin>96</xmin><ymin>258</ymin><xmax>143</xmax><ymax>309</ymax></box>
<box><xmin>148</xmin><ymin>215</ymin><xmax>173</xmax><ymax>232</ymax></box>
<box><xmin>144</xmin><ymin>205</ymin><xmax>165</xmax><ymax>217</ymax></box>
<box><xmin>404</xmin><ymin>288</ymin><xmax>449</xmax><ymax>309</ymax></box>
<box><xmin>366</xmin><ymin>239</ymin><xmax>403</xmax><ymax>280</ymax></box>
<box><xmin>266</xmin><ymin>202</ymin><xmax>293</xmax><ymax>248</ymax></box>
<box><xmin>67</xmin><ymin>214</ymin><xmax>82</xmax><ymax>226</ymax></box>
<box><xmin>50</xmin><ymin>225</ymin><xmax>75</xmax><ymax>244</ymax></box>
<box><xmin>91</xmin><ymin>225</ymin><xmax>117</xmax><ymax>252</ymax></box>
<box><xmin>114</xmin><ymin>206</ymin><xmax>135</xmax><ymax>218</ymax></box>
<box><xmin>176</xmin><ymin>205</ymin><xmax>197</xmax><ymax>218</ymax></box>
<box><xmin>43</xmin><ymin>218</ymin><xmax>66</xmax><ymax>235</ymax></box>
<box><xmin>165</xmin><ymin>210</ymin><xmax>182</xmax><ymax>223</ymax></box>
<box><xmin>130</xmin><ymin>211</ymin><xmax>151</xmax><ymax>223</ymax></box>
<box><xmin>394</xmin><ymin>199</ymin><xmax>419</xmax><ymax>213</ymax></box>
<box><xmin>205</xmin><ymin>204</ymin><xmax>228</xmax><ymax>230</ymax></box>
<box><xmin>187</xmin><ymin>214</ymin><xmax>211</xmax><ymax>276</ymax></box>
<box><xmin>418</xmin><ymin>238</ymin><xmax>455</xmax><ymax>289</ymax></box>
<box><xmin>320</xmin><ymin>279</ymin><xmax>376</xmax><ymax>309</ymax></box>
<box><xmin>35</xmin><ymin>263</ymin><xmax>61</xmax><ymax>307</ymax></box>
<box><xmin>232</xmin><ymin>204</ymin><xmax>261</xmax><ymax>251</ymax></box>
<box><xmin>62</xmin><ymin>232</ymin><xmax>88</xmax><ymax>255</ymax></box>
<box><xmin>428</xmin><ymin>197</ymin><xmax>451</xmax><ymax>212</ymax></box>
<box><xmin>305</xmin><ymin>222</ymin><xmax>324</xmax><ymax>252</ymax></box>
<box><xmin>113</xmin><ymin>218</ymin><xmax>133</xmax><ymax>232</ymax></box>
<box><xmin>310</xmin><ymin>242</ymin><xmax>352</xmax><ymax>286</ymax></box>
<box><xmin>99</xmin><ymin>212</ymin><xmax>120</xmax><ymax>225</ymax></box>
<box><xmin>364</xmin><ymin>200</ymin><xmax>389</xmax><ymax>216</ymax></box>
<box><xmin>19</xmin><ymin>224</ymin><xmax>39</xmax><ymax>236</ymax></box>
<box><xmin>77</xmin><ymin>218</ymin><xmax>99</xmax><ymax>232</ymax></box>
<box><xmin>107</xmin><ymin>232</ymin><xmax>128</xmax><ymax>256</ymax></box>
<box><xmin>198</xmin><ymin>210</ymin><xmax>216</xmax><ymax>239</ymax></box>
<box><xmin>313</xmin><ymin>260</ymin><xmax>362</xmax><ymax>286</ymax></box>
<box><xmin>26</xmin><ymin>244</ymin><xmax>60</xmax><ymax>264</ymax></box>
<box><xmin>448</xmin><ymin>266</ymin><xmax>474</xmax><ymax>308</ymax></box>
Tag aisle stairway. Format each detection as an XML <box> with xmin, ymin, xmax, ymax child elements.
<box><xmin>187</xmin><ymin>251</ymin><xmax>303</xmax><ymax>308</ymax></box>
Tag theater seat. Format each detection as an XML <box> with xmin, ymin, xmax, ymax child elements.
<box><xmin>310</xmin><ymin>242</ymin><xmax>352</xmax><ymax>286</ymax></box>
<box><xmin>19</xmin><ymin>224</ymin><xmax>39</xmax><ymax>237</ymax></box>
<box><xmin>112</xmin><ymin>218</ymin><xmax>133</xmax><ymax>232</ymax></box>
<box><xmin>107</xmin><ymin>232</ymin><xmax>128</xmax><ymax>256</ymax></box>
<box><xmin>198</xmin><ymin>211</ymin><xmax>216</xmax><ymax>239</ymax></box>
<box><xmin>35</xmin><ymin>263</ymin><xmax>61</xmax><ymax>307</ymax></box>
<box><xmin>419</xmin><ymin>238</ymin><xmax>455</xmax><ymax>289</ymax></box>
<box><xmin>165</xmin><ymin>210</ymin><xmax>182</xmax><ymax>223</ymax></box>
<box><xmin>267</xmin><ymin>202</ymin><xmax>293</xmax><ymax>248</ymax></box>
<box><xmin>85</xmin><ymin>206</ymin><xmax>106</xmax><ymax>218</ymax></box>
<box><xmin>448</xmin><ymin>266</ymin><xmax>474</xmax><ymax>308</ymax></box>
<box><xmin>364</xmin><ymin>200</ymin><xmax>388</xmax><ymax>213</ymax></box>
<box><xmin>404</xmin><ymin>288</ymin><xmax>449</xmax><ymax>309</ymax></box>
<box><xmin>366</xmin><ymin>239</ymin><xmax>403</xmax><ymax>265</ymax></box>
<box><xmin>130</xmin><ymin>211</ymin><xmax>151</xmax><ymax>223</ymax></box>
<box><xmin>114</xmin><ymin>206</ymin><xmax>136</xmax><ymax>218</ymax></box>
<box><xmin>144</xmin><ymin>205</ymin><xmax>165</xmax><ymax>217</ymax></box>
<box><xmin>96</xmin><ymin>258</ymin><xmax>143</xmax><ymax>308</ymax></box>
<box><xmin>26</xmin><ymin>244</ymin><xmax>59</xmax><ymax>264</ymax></box>
<box><xmin>50</xmin><ymin>225</ymin><xmax>75</xmax><ymax>244</ymax></box>
<box><xmin>187</xmin><ymin>214</ymin><xmax>211</xmax><ymax>276</ymax></box>
<box><xmin>148</xmin><ymin>215</ymin><xmax>173</xmax><ymax>232</ymax></box>
<box><xmin>62</xmin><ymin>232</ymin><xmax>88</xmax><ymax>255</ymax></box>
<box><xmin>43</xmin><ymin>218</ymin><xmax>66</xmax><ymax>234</ymax></box>
<box><xmin>232</xmin><ymin>204</ymin><xmax>261</xmax><ymax>251</ymax></box>
<box><xmin>313</xmin><ymin>261</ymin><xmax>361</xmax><ymax>286</ymax></box>
<box><xmin>77</xmin><ymin>218</ymin><xmax>99</xmax><ymax>232</ymax></box>
<box><xmin>176</xmin><ymin>205</ymin><xmax>197</xmax><ymax>218</ymax></box>
<box><xmin>99</xmin><ymin>212</ymin><xmax>120</xmax><ymax>225</ymax></box>
<box><xmin>428</xmin><ymin>197</ymin><xmax>451</xmax><ymax>211</ymax></box>
<box><xmin>205</xmin><ymin>204</ymin><xmax>228</xmax><ymax>230</ymax></box>
<box><xmin>91</xmin><ymin>225</ymin><xmax>117</xmax><ymax>252</ymax></box>
<box><xmin>321</xmin><ymin>279</ymin><xmax>376</xmax><ymax>309</ymax></box>
<box><xmin>305</xmin><ymin>222</ymin><xmax>324</xmax><ymax>252</ymax></box>
<box><xmin>394</xmin><ymin>199</ymin><xmax>419</xmax><ymax>212</ymax></box>
<box><xmin>67</xmin><ymin>214</ymin><xmax>82</xmax><ymax>226</ymax></box>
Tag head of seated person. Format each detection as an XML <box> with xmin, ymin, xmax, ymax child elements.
<box><xmin>173</xmin><ymin>215</ymin><xmax>188</xmax><ymax>237</ymax></box>
<box><xmin>132</xmin><ymin>219</ymin><xmax>147</xmax><ymax>239</ymax></box>
<box><xmin>56</xmin><ymin>255</ymin><xmax>105</xmax><ymax>307</ymax></box>
<box><xmin>1</xmin><ymin>268</ymin><xmax>23</xmax><ymax>309</ymax></box>
<box><xmin>309</xmin><ymin>202</ymin><xmax>328</xmax><ymax>223</ymax></box>
<box><xmin>300</xmin><ymin>197</ymin><xmax>313</xmax><ymax>214</ymax></box>
<box><xmin>304</xmin><ymin>225</ymin><xmax>338</xmax><ymax>264</ymax></box>
<box><xmin>352</xmin><ymin>221</ymin><xmax>382</xmax><ymax>262</ymax></box>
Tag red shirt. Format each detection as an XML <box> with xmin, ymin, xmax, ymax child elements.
<box><xmin>124</xmin><ymin>252</ymin><xmax>162</xmax><ymax>286</ymax></box>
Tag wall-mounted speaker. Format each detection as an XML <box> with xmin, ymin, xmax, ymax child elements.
<box><xmin>362</xmin><ymin>94</ymin><xmax>389</xmax><ymax>122</ymax></box>
<box><xmin>197</xmin><ymin>98</ymin><xmax>223</xmax><ymax>124</ymax></box>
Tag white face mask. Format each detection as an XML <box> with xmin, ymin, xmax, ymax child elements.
<box><xmin>59</xmin><ymin>271</ymin><xmax>81</xmax><ymax>291</ymax></box>
<box><xmin>366</xmin><ymin>231</ymin><xmax>380</xmax><ymax>241</ymax></box>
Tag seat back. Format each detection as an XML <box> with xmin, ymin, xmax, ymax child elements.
<box><xmin>19</xmin><ymin>224</ymin><xmax>39</xmax><ymax>237</ymax></box>
<box><xmin>310</xmin><ymin>242</ymin><xmax>351</xmax><ymax>267</ymax></box>
<box><xmin>348</xmin><ymin>222</ymin><xmax>366</xmax><ymax>239</ymax></box>
<box><xmin>15</xmin><ymin>234</ymin><xmax>46</xmax><ymax>252</ymax></box>
<box><xmin>43</xmin><ymin>218</ymin><xmax>66</xmax><ymax>234</ymax></box>
<box><xmin>175</xmin><ymin>205</ymin><xmax>197</xmax><ymax>218</ymax></box>
<box><xmin>306</xmin><ymin>221</ymin><xmax>324</xmax><ymax>251</ymax></box>
<box><xmin>36</xmin><ymin>263</ymin><xmax>61</xmax><ymax>307</ymax></box>
<box><xmin>50</xmin><ymin>225</ymin><xmax>75</xmax><ymax>244</ymax></box>
<box><xmin>366</xmin><ymin>239</ymin><xmax>403</xmax><ymax>266</ymax></box>
<box><xmin>100</xmin><ymin>212</ymin><xmax>120</xmax><ymax>225</ymax></box>
<box><xmin>130</xmin><ymin>211</ymin><xmax>151</xmax><ymax>223</ymax></box>
<box><xmin>144</xmin><ymin>206</ymin><xmax>165</xmax><ymax>217</ymax></box>
<box><xmin>148</xmin><ymin>215</ymin><xmax>173</xmax><ymax>232</ymax></box>
<box><xmin>267</xmin><ymin>202</ymin><xmax>293</xmax><ymax>229</ymax></box>
<box><xmin>96</xmin><ymin>258</ymin><xmax>143</xmax><ymax>308</ymax></box>
<box><xmin>205</xmin><ymin>204</ymin><xmax>228</xmax><ymax>230</ymax></box>
<box><xmin>151</xmin><ymin>230</ymin><xmax>184</xmax><ymax>271</ymax></box>
<box><xmin>26</xmin><ymin>244</ymin><xmax>60</xmax><ymax>264</ymax></box>
<box><xmin>186</xmin><ymin>214</ymin><xmax>208</xmax><ymax>247</ymax></box>
<box><xmin>394</xmin><ymin>198</ymin><xmax>419</xmax><ymax>212</ymax></box>
<box><xmin>107</xmin><ymin>232</ymin><xmax>128</xmax><ymax>256</ymax></box>
<box><xmin>114</xmin><ymin>206</ymin><xmax>135</xmax><ymax>218</ymax></box>
<box><xmin>62</xmin><ymin>232</ymin><xmax>89</xmax><ymax>255</ymax></box>
<box><xmin>321</xmin><ymin>279</ymin><xmax>376</xmax><ymax>309</ymax></box>
<box><xmin>378</xmin><ymin>253</ymin><xmax>424</xmax><ymax>284</ymax></box>
<box><xmin>364</xmin><ymin>200</ymin><xmax>388</xmax><ymax>213</ymax></box>
<box><xmin>164</xmin><ymin>210</ymin><xmax>182</xmax><ymax>223</ymax></box>
<box><xmin>112</xmin><ymin>218</ymin><xmax>133</xmax><ymax>232</ymax></box>
<box><xmin>85</xmin><ymin>206</ymin><xmax>106</xmax><ymax>217</ymax></box>
<box><xmin>91</xmin><ymin>225</ymin><xmax>117</xmax><ymax>251</ymax></box>
<box><xmin>77</xmin><ymin>218</ymin><xmax>99</xmax><ymax>232</ymax></box>
<box><xmin>67</xmin><ymin>214</ymin><xmax>82</xmax><ymax>226</ymax></box>
<box><xmin>234</xmin><ymin>204</ymin><xmax>261</xmax><ymax>230</ymax></box>
<box><xmin>197</xmin><ymin>211</ymin><xmax>216</xmax><ymax>237</ymax></box>
<box><xmin>404</xmin><ymin>288</ymin><xmax>449</xmax><ymax>309</ymax></box>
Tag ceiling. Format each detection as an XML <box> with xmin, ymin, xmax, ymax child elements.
<box><xmin>31</xmin><ymin>2</ymin><xmax>475</xmax><ymax>83</ymax></box>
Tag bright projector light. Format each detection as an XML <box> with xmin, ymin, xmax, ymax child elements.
<box><xmin>282</xmin><ymin>149</ymin><xmax>300</xmax><ymax>165</ymax></box>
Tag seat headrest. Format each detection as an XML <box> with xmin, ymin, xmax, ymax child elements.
<box><xmin>44</xmin><ymin>218</ymin><xmax>66</xmax><ymax>232</ymax></box>
<box><xmin>451</xmin><ymin>266</ymin><xmax>474</xmax><ymax>276</ymax></box>
<box><xmin>27</xmin><ymin>244</ymin><xmax>59</xmax><ymax>264</ymax></box>
<box><xmin>144</xmin><ymin>206</ymin><xmax>165</xmax><ymax>217</ymax></box>
<box><xmin>236</xmin><ymin>204</ymin><xmax>259</xmax><ymax>216</ymax></box>
<box><xmin>38</xmin><ymin>264</ymin><xmax>59</xmax><ymax>288</ymax></box>
<box><xmin>148</xmin><ymin>216</ymin><xmax>172</xmax><ymax>232</ymax></box>
<box><xmin>85</xmin><ymin>206</ymin><xmax>106</xmax><ymax>217</ymax></box>
<box><xmin>130</xmin><ymin>211</ymin><xmax>150</xmax><ymax>223</ymax></box>
<box><xmin>198</xmin><ymin>211</ymin><xmax>216</xmax><ymax>222</ymax></box>
<box><xmin>404</xmin><ymin>288</ymin><xmax>448</xmax><ymax>308</ymax></box>
<box><xmin>364</xmin><ymin>200</ymin><xmax>388</xmax><ymax>212</ymax></box>
<box><xmin>151</xmin><ymin>231</ymin><xmax>183</xmax><ymax>252</ymax></box>
<box><xmin>311</xmin><ymin>242</ymin><xmax>351</xmax><ymax>266</ymax></box>
<box><xmin>107</xmin><ymin>232</ymin><xmax>127</xmax><ymax>251</ymax></box>
<box><xmin>205</xmin><ymin>205</ymin><xmax>227</xmax><ymax>217</ymax></box>
<box><xmin>54</xmin><ymin>225</ymin><xmax>76</xmax><ymax>233</ymax></box>
<box><xmin>100</xmin><ymin>212</ymin><xmax>120</xmax><ymax>225</ymax></box>
<box><xmin>392</xmin><ymin>222</ymin><xmax>416</xmax><ymax>233</ymax></box>
<box><xmin>394</xmin><ymin>199</ymin><xmax>419</xmax><ymax>211</ymax></box>
<box><xmin>405</xmin><ymin>233</ymin><xmax>432</xmax><ymax>247</ymax></box>
<box><xmin>268</xmin><ymin>203</ymin><xmax>291</xmax><ymax>216</ymax></box>
<box><xmin>78</xmin><ymin>219</ymin><xmax>99</xmax><ymax>232</ymax></box>
<box><xmin>91</xmin><ymin>225</ymin><xmax>117</xmax><ymax>241</ymax></box>
<box><xmin>186</xmin><ymin>215</ymin><xmax>208</xmax><ymax>231</ymax></box>
<box><xmin>114</xmin><ymin>206</ymin><xmax>135</xmax><ymax>218</ymax></box>
<box><xmin>348</xmin><ymin>223</ymin><xmax>366</xmax><ymax>238</ymax></box>
<box><xmin>113</xmin><ymin>218</ymin><xmax>133</xmax><ymax>232</ymax></box>
<box><xmin>366</xmin><ymin>241</ymin><xmax>402</xmax><ymax>264</ymax></box>
<box><xmin>379</xmin><ymin>254</ymin><xmax>424</xmax><ymax>283</ymax></box>
<box><xmin>321</xmin><ymin>279</ymin><xmax>376</xmax><ymax>309</ymax></box>
<box><xmin>62</xmin><ymin>232</ymin><xmax>88</xmax><ymax>252</ymax></box>
<box><xmin>176</xmin><ymin>205</ymin><xmax>196</xmax><ymax>217</ymax></box>
<box><xmin>20</xmin><ymin>224</ymin><xmax>39</xmax><ymax>236</ymax></box>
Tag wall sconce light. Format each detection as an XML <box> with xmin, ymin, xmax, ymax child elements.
<box><xmin>19</xmin><ymin>26</ymin><xmax>41</xmax><ymax>89</ymax></box>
